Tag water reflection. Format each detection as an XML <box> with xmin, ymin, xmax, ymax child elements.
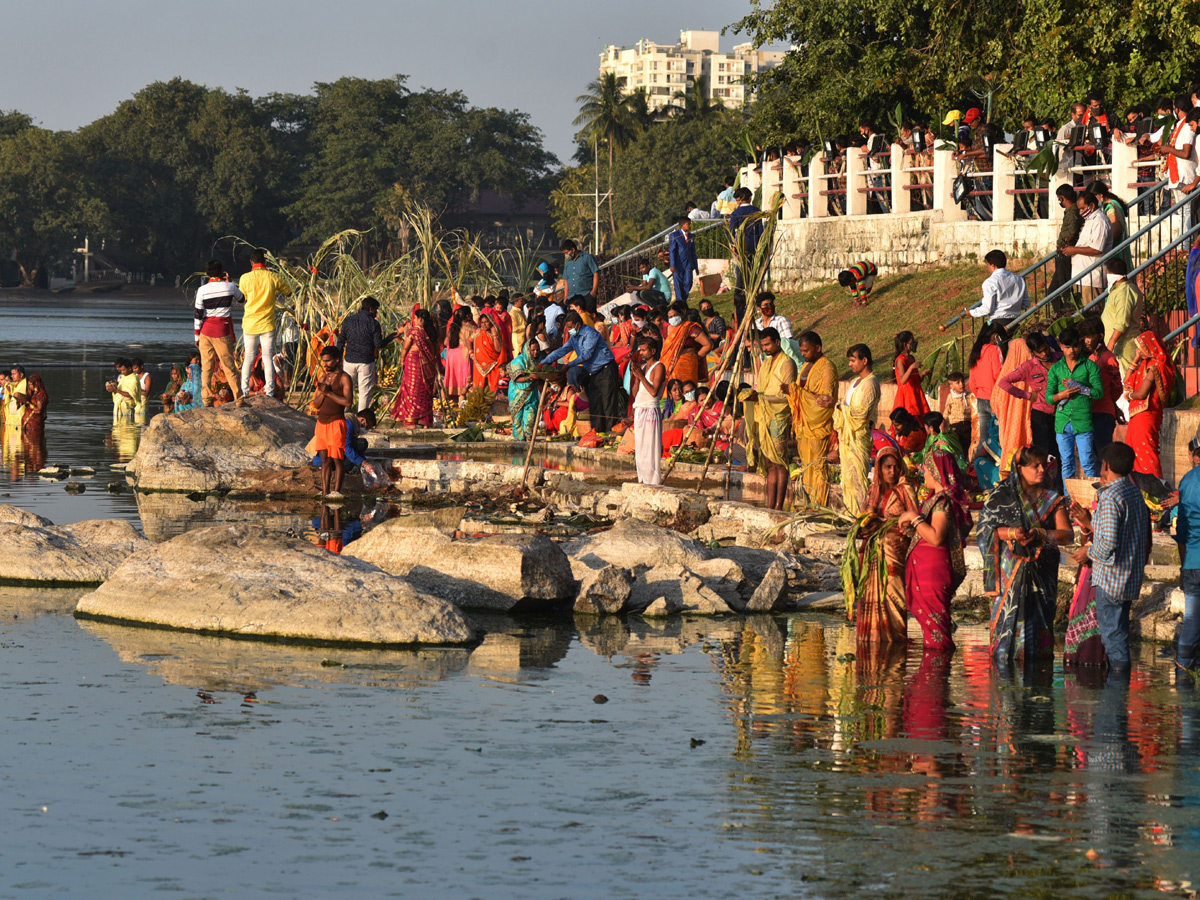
<box><xmin>712</xmin><ymin>617</ymin><xmax>1198</xmax><ymax>895</ymax></box>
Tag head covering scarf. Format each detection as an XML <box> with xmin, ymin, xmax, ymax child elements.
<box><xmin>924</xmin><ymin>449</ymin><xmax>972</xmax><ymax>546</ymax></box>
<box><xmin>1129</xmin><ymin>330</ymin><xmax>1175</xmax><ymax>410</ymax></box>
<box><xmin>991</xmin><ymin>336</ymin><xmax>1032</xmax><ymax>473</ymax></box>
<box><xmin>866</xmin><ymin>445</ymin><xmax>908</xmax><ymax>512</ymax></box>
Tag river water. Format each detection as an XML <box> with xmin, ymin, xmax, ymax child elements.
<box><xmin>1</xmin><ymin>296</ymin><xmax>1199</xmax><ymax>898</ymax></box>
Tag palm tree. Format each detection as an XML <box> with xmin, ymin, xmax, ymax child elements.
<box><xmin>667</xmin><ymin>79</ymin><xmax>726</xmax><ymax>121</ymax></box>
<box><xmin>573</xmin><ymin>73</ymin><xmax>641</xmax><ymax>246</ymax></box>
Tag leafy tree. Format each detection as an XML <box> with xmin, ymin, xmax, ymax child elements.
<box><xmin>666</xmin><ymin>81</ymin><xmax>726</xmax><ymax>122</ymax></box>
<box><xmin>730</xmin><ymin>0</ymin><xmax>1200</xmax><ymax>143</ymax></box>
<box><xmin>548</xmin><ymin>164</ymin><xmax>599</xmax><ymax>250</ymax></box>
<box><xmin>610</xmin><ymin>111</ymin><xmax>742</xmax><ymax>244</ymax></box>
<box><xmin>574</xmin><ymin>73</ymin><xmax>643</xmax><ymax>243</ymax></box>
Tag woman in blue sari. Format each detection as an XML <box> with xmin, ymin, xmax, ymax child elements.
<box><xmin>976</xmin><ymin>445</ymin><xmax>1073</xmax><ymax>664</ymax></box>
<box><xmin>175</xmin><ymin>351</ymin><xmax>204</xmax><ymax>412</ymax></box>
<box><xmin>507</xmin><ymin>337</ymin><xmax>543</xmax><ymax>441</ymax></box>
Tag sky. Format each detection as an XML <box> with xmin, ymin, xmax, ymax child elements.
<box><xmin>3</xmin><ymin>0</ymin><xmax>765</xmax><ymax>166</ymax></box>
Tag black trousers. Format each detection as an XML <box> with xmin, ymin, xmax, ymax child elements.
<box><xmin>1030</xmin><ymin>408</ymin><xmax>1063</xmax><ymax>492</ymax></box>
<box><xmin>1047</xmin><ymin>253</ymin><xmax>1074</xmax><ymax>314</ymax></box>
<box><xmin>582</xmin><ymin>360</ymin><xmax>623</xmax><ymax>434</ymax></box>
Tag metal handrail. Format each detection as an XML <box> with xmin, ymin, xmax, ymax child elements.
<box><xmin>1166</xmin><ymin>311</ymin><xmax>1200</xmax><ymax>343</ymax></box>
<box><xmin>941</xmin><ymin>251</ymin><xmax>1056</xmax><ymax>328</ymax></box>
<box><xmin>598</xmin><ymin>219</ymin><xmax>725</xmax><ymax>271</ymax></box>
<box><xmin>1007</xmin><ymin>179</ymin><xmax>1175</xmax><ymax>330</ymax></box>
<box><xmin>1079</xmin><ymin>221</ymin><xmax>1200</xmax><ymax>315</ymax></box>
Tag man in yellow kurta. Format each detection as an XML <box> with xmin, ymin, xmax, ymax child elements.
<box><xmin>834</xmin><ymin>343</ymin><xmax>881</xmax><ymax>516</ymax></box>
<box><xmin>1101</xmin><ymin>258</ymin><xmax>1143</xmax><ymax>377</ymax></box>
<box><xmin>3</xmin><ymin>366</ymin><xmax>28</xmax><ymax>433</ymax></box>
<box><xmin>744</xmin><ymin>327</ymin><xmax>797</xmax><ymax>510</ymax></box>
<box><xmin>789</xmin><ymin>330</ymin><xmax>838</xmax><ymax>507</ymax></box>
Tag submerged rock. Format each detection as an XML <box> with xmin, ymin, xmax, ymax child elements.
<box><xmin>344</xmin><ymin>523</ymin><xmax>574</xmax><ymax>612</ymax></box>
<box><xmin>75</xmin><ymin>524</ymin><xmax>475</xmax><ymax>645</ymax></box>
<box><xmin>126</xmin><ymin>396</ymin><xmax>314</xmax><ymax>492</ymax></box>
<box><xmin>0</xmin><ymin>508</ymin><xmax>147</xmax><ymax>586</ymax></box>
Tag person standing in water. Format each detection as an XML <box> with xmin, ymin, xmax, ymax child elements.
<box><xmin>312</xmin><ymin>346</ymin><xmax>354</xmax><ymax>499</ymax></box>
<box><xmin>131</xmin><ymin>358</ymin><xmax>151</xmax><ymax>421</ymax></box>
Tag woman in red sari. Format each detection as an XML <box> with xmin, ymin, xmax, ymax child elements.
<box><xmin>844</xmin><ymin>445</ymin><xmax>919</xmax><ymax>645</ymax></box>
<box><xmin>391</xmin><ymin>309</ymin><xmax>440</xmax><ymax>426</ymax></box>
<box><xmin>891</xmin><ymin>330</ymin><xmax>931</xmax><ymax>419</ymax></box>
<box><xmin>900</xmin><ymin>449</ymin><xmax>971</xmax><ymax>652</ymax></box>
<box><xmin>1123</xmin><ymin>331</ymin><xmax>1176</xmax><ymax>478</ymax></box>
<box><xmin>473</xmin><ymin>310</ymin><xmax>507</xmax><ymax>393</ymax></box>
<box><xmin>660</xmin><ymin>301</ymin><xmax>714</xmax><ymax>384</ymax></box>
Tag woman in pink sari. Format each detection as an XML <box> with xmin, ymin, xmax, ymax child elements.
<box><xmin>899</xmin><ymin>449</ymin><xmax>971</xmax><ymax>652</ymax></box>
<box><xmin>391</xmin><ymin>309</ymin><xmax>440</xmax><ymax>426</ymax></box>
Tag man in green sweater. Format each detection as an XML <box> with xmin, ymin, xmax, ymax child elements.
<box><xmin>1046</xmin><ymin>325</ymin><xmax>1104</xmax><ymax>479</ymax></box>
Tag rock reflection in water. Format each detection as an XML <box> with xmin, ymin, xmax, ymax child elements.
<box><xmin>0</xmin><ymin>585</ymin><xmax>89</xmax><ymax>619</ymax></box>
<box><xmin>78</xmin><ymin>619</ymin><xmax>471</xmax><ymax>693</ymax></box>
<box><xmin>466</xmin><ymin>613</ymin><xmax>573</xmax><ymax>681</ymax></box>
<box><xmin>710</xmin><ymin>617</ymin><xmax>1199</xmax><ymax>895</ymax></box>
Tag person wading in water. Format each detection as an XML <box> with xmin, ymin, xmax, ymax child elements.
<box><xmin>312</xmin><ymin>345</ymin><xmax>354</xmax><ymax>499</ymax></box>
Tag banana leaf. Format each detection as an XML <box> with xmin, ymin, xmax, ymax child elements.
<box><xmin>840</xmin><ymin>515</ymin><xmax>899</xmax><ymax>620</ymax></box>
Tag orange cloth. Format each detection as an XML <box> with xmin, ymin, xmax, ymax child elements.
<box><xmin>661</xmin><ymin>322</ymin><xmax>706</xmax><ymax>383</ymax></box>
<box><xmin>992</xmin><ymin>337</ymin><xmax>1032</xmax><ymax>473</ymax></box>
<box><xmin>473</xmin><ymin>330</ymin><xmax>504</xmax><ymax>392</ymax></box>
<box><xmin>313</xmin><ymin>418</ymin><xmax>347</xmax><ymax>459</ymax></box>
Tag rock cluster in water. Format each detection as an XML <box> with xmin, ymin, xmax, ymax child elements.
<box><xmin>0</xmin><ymin>505</ymin><xmax>147</xmax><ymax>586</ymax></box>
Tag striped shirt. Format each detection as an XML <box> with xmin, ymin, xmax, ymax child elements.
<box><xmin>194</xmin><ymin>280</ymin><xmax>245</xmax><ymax>338</ymax></box>
<box><xmin>1088</xmin><ymin>475</ymin><xmax>1151</xmax><ymax>604</ymax></box>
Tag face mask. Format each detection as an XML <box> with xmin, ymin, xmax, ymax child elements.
<box><xmin>684</xmin><ymin>390</ymin><xmax>696</xmax><ymax>402</ymax></box>
<box><xmin>668</xmin><ymin>316</ymin><xmax>682</xmax><ymax>326</ymax></box>
<box><xmin>632</xmin><ymin>318</ymin><xmax>645</xmax><ymax>329</ymax></box>
<box><xmin>568</xmin><ymin>328</ymin><xmax>578</xmax><ymax>338</ymax></box>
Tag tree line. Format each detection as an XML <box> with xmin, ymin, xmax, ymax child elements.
<box><xmin>0</xmin><ymin>75</ymin><xmax>556</xmax><ymax>278</ymax></box>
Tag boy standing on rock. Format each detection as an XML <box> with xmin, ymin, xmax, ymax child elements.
<box><xmin>313</xmin><ymin>346</ymin><xmax>354</xmax><ymax>499</ymax></box>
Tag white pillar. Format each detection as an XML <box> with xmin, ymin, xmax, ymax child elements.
<box><xmin>992</xmin><ymin>144</ymin><xmax>1016</xmax><ymax>222</ymax></box>
<box><xmin>811</xmin><ymin>157</ymin><xmax>829</xmax><ymax>219</ymax></box>
<box><xmin>845</xmin><ymin>149</ymin><xmax>867</xmax><ymax>217</ymax></box>
<box><xmin>1049</xmin><ymin>169</ymin><xmax>1070</xmax><ymax>224</ymax></box>
<box><xmin>932</xmin><ymin>149</ymin><xmax>969</xmax><ymax>222</ymax></box>
<box><xmin>1110</xmin><ymin>138</ymin><xmax>1140</xmax><ymax>207</ymax></box>
<box><xmin>890</xmin><ymin>144</ymin><xmax>906</xmax><ymax>215</ymax></box>
<box><xmin>782</xmin><ymin>157</ymin><xmax>804</xmax><ymax>220</ymax></box>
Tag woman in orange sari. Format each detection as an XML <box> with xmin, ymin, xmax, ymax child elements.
<box><xmin>472</xmin><ymin>310</ymin><xmax>508</xmax><ymax>393</ymax></box>
<box><xmin>991</xmin><ymin>336</ymin><xmax>1033</xmax><ymax>475</ymax></box>
<box><xmin>660</xmin><ymin>301</ymin><xmax>714</xmax><ymax>384</ymax></box>
<box><xmin>844</xmin><ymin>446</ymin><xmax>919</xmax><ymax>645</ymax></box>
<box><xmin>1123</xmin><ymin>331</ymin><xmax>1176</xmax><ymax>478</ymax></box>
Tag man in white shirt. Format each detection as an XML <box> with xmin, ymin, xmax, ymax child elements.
<box><xmin>1064</xmin><ymin>190</ymin><xmax>1113</xmax><ymax>304</ymax></box>
<box><xmin>968</xmin><ymin>249</ymin><xmax>1030</xmax><ymax>328</ymax></box>
<box><xmin>1154</xmin><ymin>94</ymin><xmax>1198</xmax><ymax>230</ymax></box>
<box><xmin>1057</xmin><ymin>102</ymin><xmax>1087</xmax><ymax>184</ymax></box>
<box><xmin>754</xmin><ymin>291</ymin><xmax>793</xmax><ymax>339</ymax></box>
<box><xmin>685</xmin><ymin>201</ymin><xmax>710</xmax><ymax>221</ymax></box>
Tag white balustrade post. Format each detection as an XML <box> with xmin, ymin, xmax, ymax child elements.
<box><xmin>845</xmin><ymin>149</ymin><xmax>867</xmax><ymax>216</ymax></box>
<box><xmin>782</xmin><ymin>157</ymin><xmax>803</xmax><ymax>220</ymax></box>
<box><xmin>1110</xmin><ymin>138</ymin><xmax>1139</xmax><ymax>207</ymax></box>
<box><xmin>1049</xmin><ymin>170</ymin><xmax>1070</xmax><ymax>224</ymax></box>
<box><xmin>932</xmin><ymin>148</ymin><xmax>968</xmax><ymax>222</ymax></box>
<box><xmin>992</xmin><ymin>144</ymin><xmax>1016</xmax><ymax>223</ymax></box>
<box><xmin>811</xmin><ymin>158</ymin><xmax>829</xmax><ymax>219</ymax></box>
<box><xmin>890</xmin><ymin>144</ymin><xmax>906</xmax><ymax>215</ymax></box>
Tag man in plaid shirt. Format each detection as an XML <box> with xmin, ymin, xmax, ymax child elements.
<box><xmin>1073</xmin><ymin>442</ymin><xmax>1150</xmax><ymax>667</ymax></box>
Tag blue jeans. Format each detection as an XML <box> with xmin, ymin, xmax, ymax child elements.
<box><xmin>1094</xmin><ymin>585</ymin><xmax>1132</xmax><ymax>666</ymax></box>
<box><xmin>1179</xmin><ymin>569</ymin><xmax>1200</xmax><ymax>667</ymax></box>
<box><xmin>1057</xmin><ymin>421</ymin><xmax>1099</xmax><ymax>480</ymax></box>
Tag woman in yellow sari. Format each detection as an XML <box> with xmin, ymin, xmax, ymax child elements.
<box><xmin>834</xmin><ymin>343</ymin><xmax>880</xmax><ymax>516</ymax></box>
<box><xmin>744</xmin><ymin>327</ymin><xmax>796</xmax><ymax>510</ymax></box>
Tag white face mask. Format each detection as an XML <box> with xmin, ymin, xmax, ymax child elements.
<box><xmin>568</xmin><ymin>328</ymin><xmax>578</xmax><ymax>338</ymax></box>
<box><xmin>668</xmin><ymin>315</ymin><xmax>682</xmax><ymax>326</ymax></box>
<box><xmin>684</xmin><ymin>390</ymin><xmax>696</xmax><ymax>402</ymax></box>
<box><xmin>632</xmin><ymin>318</ymin><xmax>645</xmax><ymax>329</ymax></box>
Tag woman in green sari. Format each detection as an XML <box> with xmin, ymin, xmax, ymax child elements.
<box><xmin>507</xmin><ymin>337</ymin><xmax>542</xmax><ymax>441</ymax></box>
<box><xmin>1091</xmin><ymin>181</ymin><xmax>1132</xmax><ymax>272</ymax></box>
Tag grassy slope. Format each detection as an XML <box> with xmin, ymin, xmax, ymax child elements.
<box><xmin>711</xmin><ymin>262</ymin><xmax>991</xmax><ymax>380</ymax></box>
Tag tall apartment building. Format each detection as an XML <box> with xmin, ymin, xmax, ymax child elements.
<box><xmin>599</xmin><ymin>30</ymin><xmax>785</xmax><ymax>111</ymax></box>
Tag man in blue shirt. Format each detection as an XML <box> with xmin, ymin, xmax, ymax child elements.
<box><xmin>1072</xmin><ymin>441</ymin><xmax>1151</xmax><ymax>668</ymax></box>
<box><xmin>541</xmin><ymin>311</ymin><xmax>621</xmax><ymax>433</ymax></box>
<box><xmin>560</xmin><ymin>240</ymin><xmax>599</xmax><ymax>300</ymax></box>
<box><xmin>668</xmin><ymin>217</ymin><xmax>699</xmax><ymax>303</ymax></box>
<box><xmin>1175</xmin><ymin>439</ymin><xmax>1200</xmax><ymax>669</ymax></box>
<box><xmin>727</xmin><ymin>188</ymin><xmax>763</xmax><ymax>289</ymax></box>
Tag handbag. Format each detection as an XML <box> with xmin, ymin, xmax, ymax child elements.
<box><xmin>952</xmin><ymin>173</ymin><xmax>973</xmax><ymax>206</ymax></box>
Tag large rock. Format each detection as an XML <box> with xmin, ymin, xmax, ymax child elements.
<box><xmin>75</xmin><ymin>524</ymin><xmax>475</xmax><ymax>645</ymax></box>
<box><xmin>566</xmin><ymin>518</ymin><xmax>711</xmax><ymax>571</ymax></box>
<box><xmin>629</xmin><ymin>564</ymin><xmax>734</xmax><ymax>616</ymax></box>
<box><xmin>127</xmin><ymin>396</ymin><xmax>314</xmax><ymax>492</ymax></box>
<box><xmin>574</xmin><ymin>565</ymin><xmax>633</xmax><ymax>615</ymax></box>
<box><xmin>617</xmin><ymin>483</ymin><xmax>711</xmax><ymax>529</ymax></box>
<box><xmin>0</xmin><ymin>510</ymin><xmax>148</xmax><ymax>586</ymax></box>
<box><xmin>746</xmin><ymin>560</ymin><xmax>788</xmax><ymax>613</ymax></box>
<box><xmin>344</xmin><ymin>522</ymin><xmax>574</xmax><ymax>612</ymax></box>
